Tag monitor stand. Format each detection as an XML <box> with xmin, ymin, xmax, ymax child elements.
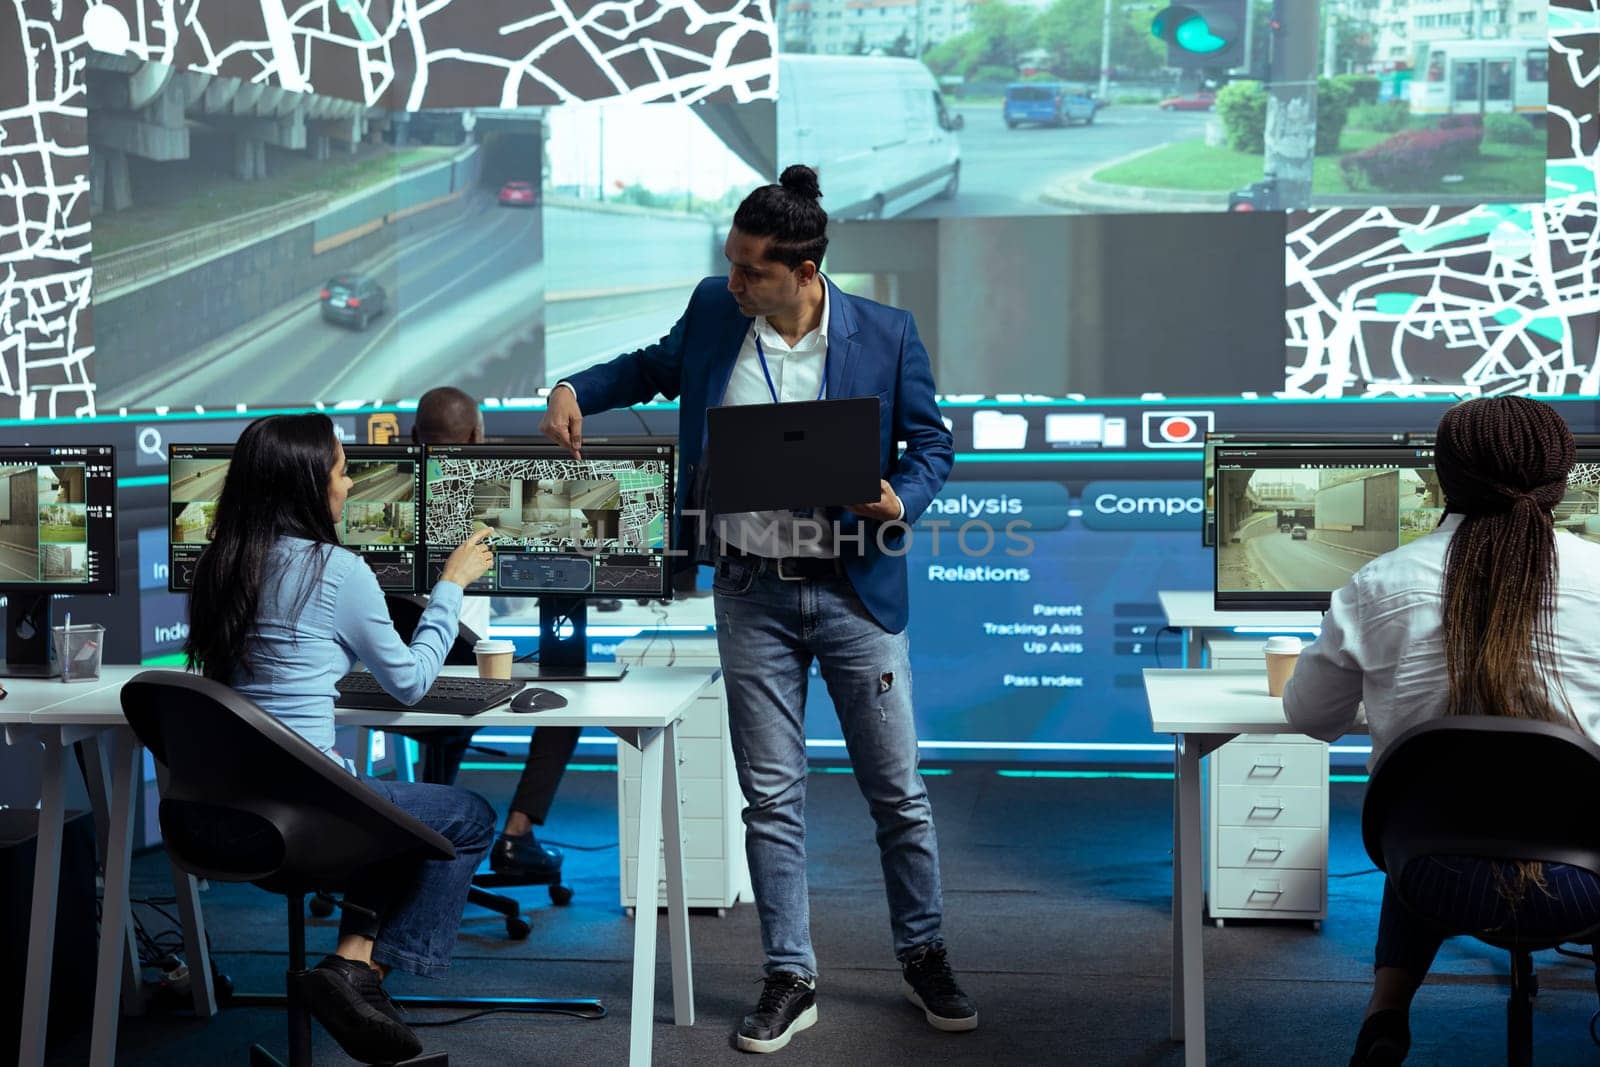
<box><xmin>3</xmin><ymin>593</ymin><xmax>59</xmax><ymax>678</ymax></box>
<box><xmin>512</xmin><ymin>597</ymin><xmax>627</xmax><ymax>682</ymax></box>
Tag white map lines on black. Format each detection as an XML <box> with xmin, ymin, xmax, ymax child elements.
<box><xmin>1284</xmin><ymin>198</ymin><xmax>1600</xmax><ymax>398</ymax></box>
<box><xmin>94</xmin><ymin>0</ymin><xmax>776</xmax><ymax>107</ymax></box>
<box><xmin>427</xmin><ymin>458</ymin><xmax>665</xmax><ymax>550</ymax></box>
<box><xmin>1</xmin><ymin>1</ymin><xmax>96</xmax><ymax>420</ymax></box>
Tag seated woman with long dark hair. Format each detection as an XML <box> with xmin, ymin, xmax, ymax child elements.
<box><xmin>184</xmin><ymin>413</ymin><xmax>498</xmax><ymax>1065</ymax></box>
<box><xmin>1285</xmin><ymin>397</ymin><xmax>1600</xmax><ymax>1065</ymax></box>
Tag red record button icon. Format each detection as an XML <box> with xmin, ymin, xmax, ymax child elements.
<box><xmin>1141</xmin><ymin>410</ymin><xmax>1213</xmax><ymax>448</ymax></box>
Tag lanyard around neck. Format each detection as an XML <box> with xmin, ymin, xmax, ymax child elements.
<box><xmin>753</xmin><ymin>328</ymin><xmax>827</xmax><ymax>405</ymax></box>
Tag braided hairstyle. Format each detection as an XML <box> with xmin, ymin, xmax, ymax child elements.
<box><xmin>731</xmin><ymin>164</ymin><xmax>828</xmax><ymax>270</ymax></box>
<box><xmin>1435</xmin><ymin>396</ymin><xmax>1575</xmax><ymax>723</ymax></box>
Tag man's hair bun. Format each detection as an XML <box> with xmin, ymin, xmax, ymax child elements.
<box><xmin>778</xmin><ymin>164</ymin><xmax>822</xmax><ymax>201</ymax></box>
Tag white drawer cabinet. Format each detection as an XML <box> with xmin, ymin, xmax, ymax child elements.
<box><xmin>1203</xmin><ymin>636</ymin><xmax>1330</xmax><ymax>923</ymax></box>
<box><xmin>614</xmin><ymin>636</ymin><xmax>750</xmax><ymax>913</ymax></box>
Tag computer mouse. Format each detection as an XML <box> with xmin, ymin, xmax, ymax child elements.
<box><xmin>510</xmin><ymin>686</ymin><xmax>568</xmax><ymax>713</ymax></box>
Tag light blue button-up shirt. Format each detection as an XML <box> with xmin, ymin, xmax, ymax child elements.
<box><xmin>230</xmin><ymin>537</ymin><xmax>463</xmax><ymax>759</ymax></box>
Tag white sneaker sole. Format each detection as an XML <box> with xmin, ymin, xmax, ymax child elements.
<box><xmin>734</xmin><ymin>1003</ymin><xmax>818</xmax><ymax>1053</ymax></box>
<box><xmin>902</xmin><ymin>979</ymin><xmax>979</xmax><ymax>1032</ymax></box>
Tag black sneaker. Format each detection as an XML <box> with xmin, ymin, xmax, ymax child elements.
<box><xmin>734</xmin><ymin>972</ymin><xmax>818</xmax><ymax>1054</ymax></box>
<box><xmin>901</xmin><ymin>942</ymin><xmax>977</xmax><ymax>1032</ymax></box>
<box><xmin>489</xmin><ymin>830</ymin><xmax>564</xmax><ymax>882</ymax></box>
<box><xmin>296</xmin><ymin>954</ymin><xmax>423</xmax><ymax>1064</ymax></box>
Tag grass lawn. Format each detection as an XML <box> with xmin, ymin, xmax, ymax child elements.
<box><xmin>94</xmin><ymin>146</ymin><xmax>459</xmax><ymax>256</ymax></box>
<box><xmin>39</xmin><ymin>525</ymin><xmax>86</xmax><ymax>543</ymax></box>
<box><xmin>1091</xmin><ymin>129</ymin><xmax>1545</xmax><ymax>198</ymax></box>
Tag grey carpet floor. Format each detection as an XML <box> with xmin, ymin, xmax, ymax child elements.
<box><xmin>37</xmin><ymin>764</ymin><xmax>1600</xmax><ymax>1066</ymax></box>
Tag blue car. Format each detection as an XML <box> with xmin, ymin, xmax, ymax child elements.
<box><xmin>1003</xmin><ymin>82</ymin><xmax>1097</xmax><ymax>129</ymax></box>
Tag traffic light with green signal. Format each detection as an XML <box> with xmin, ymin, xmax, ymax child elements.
<box><xmin>1151</xmin><ymin>2</ymin><xmax>1246</xmax><ymax>69</ymax></box>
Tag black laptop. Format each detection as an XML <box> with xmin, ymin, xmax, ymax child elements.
<box><xmin>706</xmin><ymin>397</ymin><xmax>881</xmax><ymax>514</ymax></box>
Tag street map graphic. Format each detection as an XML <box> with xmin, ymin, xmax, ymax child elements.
<box><xmin>426</xmin><ymin>456</ymin><xmax>667</xmax><ymax>551</ymax></box>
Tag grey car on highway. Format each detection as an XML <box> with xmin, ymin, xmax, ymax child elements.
<box><xmin>320</xmin><ymin>273</ymin><xmax>388</xmax><ymax>331</ymax></box>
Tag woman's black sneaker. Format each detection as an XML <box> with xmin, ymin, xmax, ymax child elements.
<box><xmin>902</xmin><ymin>942</ymin><xmax>978</xmax><ymax>1032</ymax></box>
<box><xmin>296</xmin><ymin>954</ymin><xmax>423</xmax><ymax>1064</ymax></box>
<box><xmin>734</xmin><ymin>972</ymin><xmax>818</xmax><ymax>1053</ymax></box>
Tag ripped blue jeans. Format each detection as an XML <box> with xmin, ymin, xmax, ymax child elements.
<box><xmin>713</xmin><ymin>557</ymin><xmax>944</xmax><ymax>979</ymax></box>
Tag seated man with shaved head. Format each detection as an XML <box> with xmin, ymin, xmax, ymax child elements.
<box><xmin>406</xmin><ymin>386</ymin><xmax>578</xmax><ymax>882</ymax></box>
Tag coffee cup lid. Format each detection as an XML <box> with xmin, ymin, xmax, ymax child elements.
<box><xmin>1263</xmin><ymin>635</ymin><xmax>1303</xmax><ymax>654</ymax></box>
<box><xmin>474</xmin><ymin>639</ymin><xmax>515</xmax><ymax>654</ymax></box>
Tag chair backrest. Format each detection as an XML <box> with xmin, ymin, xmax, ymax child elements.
<box><xmin>1362</xmin><ymin>715</ymin><xmax>1600</xmax><ymax>880</ymax></box>
<box><xmin>386</xmin><ymin>593</ymin><xmax>478</xmax><ymax>666</ymax></box>
<box><xmin>121</xmin><ymin>670</ymin><xmax>454</xmax><ymax>892</ymax></box>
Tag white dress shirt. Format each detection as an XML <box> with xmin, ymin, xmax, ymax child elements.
<box><xmin>716</xmin><ymin>281</ymin><xmax>836</xmax><ymax>558</ymax></box>
<box><xmin>1284</xmin><ymin>513</ymin><xmax>1600</xmax><ymax>768</ymax></box>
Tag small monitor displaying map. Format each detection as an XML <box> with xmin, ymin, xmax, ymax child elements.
<box><xmin>422</xmin><ymin>442</ymin><xmax>674</xmax><ymax>598</ymax></box>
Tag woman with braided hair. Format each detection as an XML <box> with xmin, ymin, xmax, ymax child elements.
<box><xmin>1284</xmin><ymin>397</ymin><xmax>1600</xmax><ymax>1065</ymax></box>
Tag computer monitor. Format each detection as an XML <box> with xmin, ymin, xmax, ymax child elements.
<box><xmin>0</xmin><ymin>445</ymin><xmax>118</xmax><ymax>677</ymax></box>
<box><xmin>422</xmin><ymin>441</ymin><xmax>676</xmax><ymax>680</ymax></box>
<box><xmin>1202</xmin><ymin>431</ymin><xmax>1410</xmax><ymax>546</ymax></box>
<box><xmin>168</xmin><ymin>443</ymin><xmax>427</xmax><ymax>593</ymax></box>
<box><xmin>1213</xmin><ymin>440</ymin><xmax>1439</xmax><ymax>612</ymax></box>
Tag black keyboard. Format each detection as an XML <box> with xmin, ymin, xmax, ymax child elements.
<box><xmin>335</xmin><ymin>672</ymin><xmax>525</xmax><ymax>716</ymax></box>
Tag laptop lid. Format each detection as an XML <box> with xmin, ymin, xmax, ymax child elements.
<box><xmin>706</xmin><ymin>397</ymin><xmax>881</xmax><ymax>514</ymax></box>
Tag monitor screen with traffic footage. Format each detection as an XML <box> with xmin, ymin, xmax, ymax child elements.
<box><xmin>1213</xmin><ymin>441</ymin><xmax>1439</xmax><ymax>611</ymax></box>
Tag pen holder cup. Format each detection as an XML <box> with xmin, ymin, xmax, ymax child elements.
<box><xmin>52</xmin><ymin>624</ymin><xmax>105</xmax><ymax>683</ymax></box>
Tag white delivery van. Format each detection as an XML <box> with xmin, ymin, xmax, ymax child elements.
<box><xmin>777</xmin><ymin>55</ymin><xmax>963</xmax><ymax>220</ymax></box>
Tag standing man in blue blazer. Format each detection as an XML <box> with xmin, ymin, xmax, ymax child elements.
<box><xmin>541</xmin><ymin>165</ymin><xmax>971</xmax><ymax>1053</ymax></box>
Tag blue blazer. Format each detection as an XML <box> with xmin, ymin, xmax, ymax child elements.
<box><xmin>564</xmin><ymin>275</ymin><xmax>954</xmax><ymax>634</ymax></box>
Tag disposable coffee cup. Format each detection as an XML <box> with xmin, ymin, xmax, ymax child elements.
<box><xmin>1263</xmin><ymin>635</ymin><xmax>1303</xmax><ymax>698</ymax></box>
<box><xmin>474</xmin><ymin>638</ymin><xmax>515</xmax><ymax>679</ymax></box>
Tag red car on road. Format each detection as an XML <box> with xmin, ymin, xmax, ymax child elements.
<box><xmin>1158</xmin><ymin>92</ymin><xmax>1215</xmax><ymax>111</ymax></box>
<box><xmin>498</xmin><ymin>180</ymin><xmax>537</xmax><ymax>206</ymax></box>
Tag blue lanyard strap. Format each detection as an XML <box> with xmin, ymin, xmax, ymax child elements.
<box><xmin>753</xmin><ymin>330</ymin><xmax>827</xmax><ymax>404</ymax></box>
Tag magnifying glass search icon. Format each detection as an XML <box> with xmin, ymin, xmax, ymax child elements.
<box><xmin>138</xmin><ymin>427</ymin><xmax>166</xmax><ymax>462</ymax></box>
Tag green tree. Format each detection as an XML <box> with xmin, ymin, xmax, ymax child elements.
<box><xmin>888</xmin><ymin>29</ymin><xmax>914</xmax><ymax>58</ymax></box>
<box><xmin>1035</xmin><ymin>0</ymin><xmax>1165</xmax><ymax>82</ymax></box>
<box><xmin>849</xmin><ymin>32</ymin><xmax>868</xmax><ymax>56</ymax></box>
<box><xmin>968</xmin><ymin>1</ymin><xmax>1035</xmax><ymax>72</ymax></box>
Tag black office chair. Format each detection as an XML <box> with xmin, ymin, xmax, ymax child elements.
<box><xmin>1361</xmin><ymin>716</ymin><xmax>1600</xmax><ymax>1066</ymax></box>
<box><xmin>120</xmin><ymin>669</ymin><xmax>453</xmax><ymax>1067</ymax></box>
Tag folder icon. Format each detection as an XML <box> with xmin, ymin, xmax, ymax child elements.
<box><xmin>972</xmin><ymin>410</ymin><xmax>1029</xmax><ymax>450</ymax></box>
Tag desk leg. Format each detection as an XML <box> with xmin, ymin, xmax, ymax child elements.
<box><xmin>1184</xmin><ymin>626</ymin><xmax>1203</xmax><ymax>670</ymax></box>
<box><xmin>1175</xmin><ymin>733</ymin><xmax>1206</xmax><ymax>1066</ymax></box>
<box><xmin>152</xmin><ymin>763</ymin><xmax>217</xmax><ymax>1017</ymax></box>
<box><xmin>82</xmin><ymin>734</ymin><xmax>145</xmax><ymax>1017</ymax></box>
<box><xmin>90</xmin><ymin>728</ymin><xmax>140</xmax><ymax>1067</ymax></box>
<box><xmin>661</xmin><ymin>722</ymin><xmax>694</xmax><ymax>1026</ymax></box>
<box><xmin>629</xmin><ymin>726</ymin><xmax>666</xmax><ymax>1067</ymax></box>
<box><xmin>19</xmin><ymin>731</ymin><xmax>68</xmax><ymax>1067</ymax></box>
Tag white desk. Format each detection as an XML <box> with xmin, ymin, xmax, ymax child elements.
<box><xmin>15</xmin><ymin>665</ymin><xmax>715</xmax><ymax>1067</ymax></box>
<box><xmin>1144</xmin><ymin>668</ymin><xmax>1365</xmax><ymax>1066</ymax></box>
<box><xmin>2</xmin><ymin>666</ymin><xmax>213</xmax><ymax>1067</ymax></box>
<box><xmin>1157</xmin><ymin>590</ymin><xmax>1321</xmax><ymax>669</ymax></box>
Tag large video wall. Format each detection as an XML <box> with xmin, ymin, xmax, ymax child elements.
<box><xmin>4</xmin><ymin>0</ymin><xmax>1599</xmax><ymax>761</ymax></box>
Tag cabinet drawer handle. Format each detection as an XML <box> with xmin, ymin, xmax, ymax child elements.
<box><xmin>1247</xmin><ymin>762</ymin><xmax>1284</xmax><ymax>778</ymax></box>
<box><xmin>1248</xmin><ymin>803</ymin><xmax>1285</xmax><ymax>817</ymax></box>
<box><xmin>1247</xmin><ymin>885</ymin><xmax>1285</xmax><ymax>901</ymax></box>
<box><xmin>1248</xmin><ymin>845</ymin><xmax>1284</xmax><ymax>860</ymax></box>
